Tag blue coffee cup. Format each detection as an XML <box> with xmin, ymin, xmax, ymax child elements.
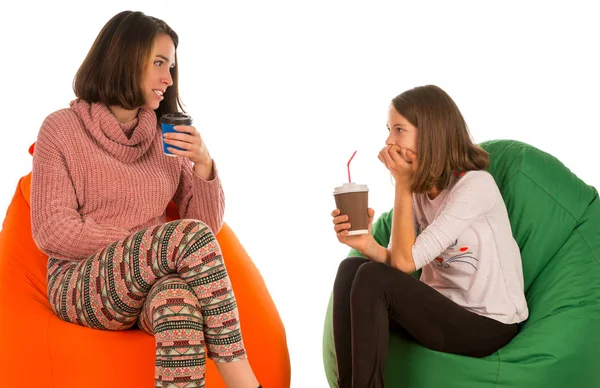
<box><xmin>159</xmin><ymin>113</ymin><xmax>193</xmax><ymax>156</ymax></box>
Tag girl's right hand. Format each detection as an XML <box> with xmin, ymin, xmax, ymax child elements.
<box><xmin>331</xmin><ymin>208</ymin><xmax>375</xmax><ymax>253</ymax></box>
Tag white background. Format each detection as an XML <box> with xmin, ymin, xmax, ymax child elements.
<box><xmin>1</xmin><ymin>1</ymin><xmax>599</xmax><ymax>387</ymax></box>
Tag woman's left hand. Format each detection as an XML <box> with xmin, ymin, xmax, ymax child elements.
<box><xmin>378</xmin><ymin>145</ymin><xmax>417</xmax><ymax>187</ymax></box>
<box><xmin>163</xmin><ymin>125</ymin><xmax>212</xmax><ymax>166</ymax></box>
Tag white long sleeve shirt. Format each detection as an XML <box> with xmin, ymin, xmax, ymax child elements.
<box><xmin>393</xmin><ymin>170</ymin><xmax>529</xmax><ymax>324</ymax></box>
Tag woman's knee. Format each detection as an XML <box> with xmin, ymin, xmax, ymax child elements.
<box><xmin>146</xmin><ymin>275</ymin><xmax>199</xmax><ymax>318</ymax></box>
<box><xmin>175</xmin><ymin>219</ymin><xmax>213</xmax><ymax>235</ymax></box>
<box><xmin>141</xmin><ymin>274</ymin><xmax>202</xmax><ymax>329</ymax></box>
<box><xmin>141</xmin><ymin>275</ymin><xmax>202</xmax><ymax>333</ymax></box>
<box><xmin>149</xmin><ymin>274</ymin><xmax>196</xmax><ymax>300</ymax></box>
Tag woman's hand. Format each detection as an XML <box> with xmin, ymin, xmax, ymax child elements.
<box><xmin>163</xmin><ymin>125</ymin><xmax>212</xmax><ymax>166</ymax></box>
<box><xmin>332</xmin><ymin>208</ymin><xmax>376</xmax><ymax>253</ymax></box>
<box><xmin>378</xmin><ymin>145</ymin><xmax>417</xmax><ymax>188</ymax></box>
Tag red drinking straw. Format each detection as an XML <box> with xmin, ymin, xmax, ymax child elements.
<box><xmin>347</xmin><ymin>150</ymin><xmax>357</xmax><ymax>183</ymax></box>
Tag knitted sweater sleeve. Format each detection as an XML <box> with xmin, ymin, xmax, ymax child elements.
<box><xmin>173</xmin><ymin>159</ymin><xmax>225</xmax><ymax>234</ymax></box>
<box><xmin>30</xmin><ymin>113</ymin><xmax>131</xmax><ymax>260</ymax></box>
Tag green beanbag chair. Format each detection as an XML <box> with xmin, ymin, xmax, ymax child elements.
<box><xmin>322</xmin><ymin>139</ymin><xmax>600</xmax><ymax>387</ymax></box>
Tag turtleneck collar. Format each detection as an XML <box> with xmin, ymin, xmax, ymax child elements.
<box><xmin>70</xmin><ymin>99</ymin><xmax>158</xmax><ymax>164</ymax></box>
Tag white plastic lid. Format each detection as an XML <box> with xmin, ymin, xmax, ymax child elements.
<box><xmin>333</xmin><ymin>182</ymin><xmax>369</xmax><ymax>195</ymax></box>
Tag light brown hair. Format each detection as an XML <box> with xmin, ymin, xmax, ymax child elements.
<box><xmin>392</xmin><ymin>85</ymin><xmax>489</xmax><ymax>193</ymax></box>
<box><xmin>73</xmin><ymin>10</ymin><xmax>182</xmax><ymax>119</ymax></box>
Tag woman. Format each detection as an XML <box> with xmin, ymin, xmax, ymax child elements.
<box><xmin>30</xmin><ymin>10</ymin><xmax>261</xmax><ymax>388</ymax></box>
<box><xmin>331</xmin><ymin>85</ymin><xmax>528</xmax><ymax>387</ymax></box>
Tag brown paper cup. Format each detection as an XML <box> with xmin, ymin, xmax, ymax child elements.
<box><xmin>333</xmin><ymin>183</ymin><xmax>369</xmax><ymax>235</ymax></box>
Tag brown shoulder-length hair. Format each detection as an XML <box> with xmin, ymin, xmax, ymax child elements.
<box><xmin>392</xmin><ymin>85</ymin><xmax>489</xmax><ymax>193</ymax></box>
<box><xmin>73</xmin><ymin>10</ymin><xmax>183</xmax><ymax>119</ymax></box>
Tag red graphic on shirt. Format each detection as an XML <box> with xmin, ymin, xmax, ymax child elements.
<box><xmin>433</xmin><ymin>241</ymin><xmax>478</xmax><ymax>270</ymax></box>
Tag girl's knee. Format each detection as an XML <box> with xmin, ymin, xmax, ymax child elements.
<box><xmin>355</xmin><ymin>261</ymin><xmax>388</xmax><ymax>283</ymax></box>
<box><xmin>337</xmin><ymin>256</ymin><xmax>369</xmax><ymax>276</ymax></box>
<box><xmin>350</xmin><ymin>261</ymin><xmax>388</xmax><ymax>302</ymax></box>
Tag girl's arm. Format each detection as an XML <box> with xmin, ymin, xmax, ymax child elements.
<box><xmin>408</xmin><ymin>171</ymin><xmax>498</xmax><ymax>271</ymax></box>
<box><xmin>389</xmin><ymin>185</ymin><xmax>417</xmax><ymax>273</ymax></box>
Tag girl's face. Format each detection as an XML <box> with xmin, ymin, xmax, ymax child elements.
<box><xmin>141</xmin><ymin>34</ymin><xmax>176</xmax><ymax>110</ymax></box>
<box><xmin>386</xmin><ymin>105</ymin><xmax>419</xmax><ymax>165</ymax></box>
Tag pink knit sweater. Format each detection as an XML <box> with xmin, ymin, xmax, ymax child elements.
<box><xmin>30</xmin><ymin>99</ymin><xmax>225</xmax><ymax>261</ymax></box>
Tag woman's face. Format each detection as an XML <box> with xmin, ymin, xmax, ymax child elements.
<box><xmin>385</xmin><ymin>105</ymin><xmax>419</xmax><ymax>165</ymax></box>
<box><xmin>141</xmin><ymin>34</ymin><xmax>176</xmax><ymax>110</ymax></box>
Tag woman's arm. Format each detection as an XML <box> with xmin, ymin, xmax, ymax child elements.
<box><xmin>193</xmin><ymin>160</ymin><xmax>215</xmax><ymax>181</ymax></box>
<box><xmin>173</xmin><ymin>158</ymin><xmax>225</xmax><ymax>234</ymax></box>
<box><xmin>31</xmin><ymin>116</ymin><xmax>131</xmax><ymax>260</ymax></box>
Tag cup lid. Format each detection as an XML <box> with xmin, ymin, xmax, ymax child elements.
<box><xmin>160</xmin><ymin>112</ymin><xmax>193</xmax><ymax>125</ymax></box>
<box><xmin>333</xmin><ymin>182</ymin><xmax>369</xmax><ymax>195</ymax></box>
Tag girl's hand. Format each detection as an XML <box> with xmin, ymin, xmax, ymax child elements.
<box><xmin>378</xmin><ymin>145</ymin><xmax>417</xmax><ymax>188</ymax></box>
<box><xmin>331</xmin><ymin>208</ymin><xmax>375</xmax><ymax>252</ymax></box>
<box><xmin>163</xmin><ymin>125</ymin><xmax>212</xmax><ymax>166</ymax></box>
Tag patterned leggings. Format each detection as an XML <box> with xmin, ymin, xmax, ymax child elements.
<box><xmin>47</xmin><ymin>220</ymin><xmax>247</xmax><ymax>388</ymax></box>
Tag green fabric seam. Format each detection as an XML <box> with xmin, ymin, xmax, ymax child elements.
<box><xmin>514</xmin><ymin>165</ymin><xmax>594</xmax><ymax>298</ymax></box>
<box><xmin>573</xmin><ymin>192</ymin><xmax>600</xmax><ymax>264</ymax></box>
<box><xmin>524</xmin><ymin>226</ymin><xmax>600</xmax><ymax>324</ymax></box>
<box><xmin>517</xmin><ymin>168</ymin><xmax>579</xmax><ymax>224</ymax></box>
<box><xmin>485</xmin><ymin>140</ymin><xmax>520</xmax><ymax>184</ymax></box>
<box><xmin>493</xmin><ymin>350</ymin><xmax>502</xmax><ymax>388</ymax></box>
<box><xmin>573</xmin><ymin>227</ymin><xmax>599</xmax><ymax>264</ymax></box>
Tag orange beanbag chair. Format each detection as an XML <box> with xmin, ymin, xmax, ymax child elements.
<box><xmin>0</xmin><ymin>148</ymin><xmax>290</xmax><ymax>387</ymax></box>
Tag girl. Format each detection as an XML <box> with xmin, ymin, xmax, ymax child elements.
<box><xmin>331</xmin><ymin>85</ymin><xmax>528</xmax><ymax>388</ymax></box>
<box><xmin>30</xmin><ymin>11</ymin><xmax>261</xmax><ymax>388</ymax></box>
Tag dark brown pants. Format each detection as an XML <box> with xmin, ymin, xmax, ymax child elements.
<box><xmin>332</xmin><ymin>257</ymin><xmax>520</xmax><ymax>388</ymax></box>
